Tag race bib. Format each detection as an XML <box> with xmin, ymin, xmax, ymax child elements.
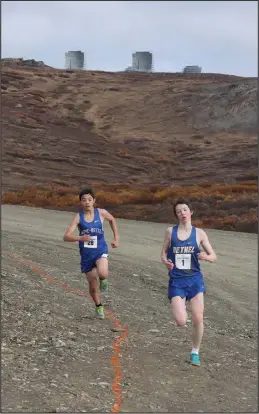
<box><xmin>84</xmin><ymin>236</ymin><xmax>97</xmax><ymax>249</ymax></box>
<box><xmin>175</xmin><ymin>253</ymin><xmax>191</xmax><ymax>270</ymax></box>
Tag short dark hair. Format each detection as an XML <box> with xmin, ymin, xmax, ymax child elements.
<box><xmin>79</xmin><ymin>188</ymin><xmax>95</xmax><ymax>200</ymax></box>
<box><xmin>173</xmin><ymin>199</ymin><xmax>192</xmax><ymax>217</ymax></box>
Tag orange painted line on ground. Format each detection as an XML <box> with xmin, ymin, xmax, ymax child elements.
<box><xmin>3</xmin><ymin>250</ymin><xmax>128</xmax><ymax>413</ymax></box>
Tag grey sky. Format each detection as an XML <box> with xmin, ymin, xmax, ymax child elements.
<box><xmin>2</xmin><ymin>0</ymin><xmax>258</xmax><ymax>76</ymax></box>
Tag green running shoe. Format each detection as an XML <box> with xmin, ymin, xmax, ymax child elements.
<box><xmin>100</xmin><ymin>278</ymin><xmax>108</xmax><ymax>293</ymax></box>
<box><xmin>95</xmin><ymin>305</ymin><xmax>105</xmax><ymax>319</ymax></box>
<box><xmin>190</xmin><ymin>353</ymin><xmax>201</xmax><ymax>366</ymax></box>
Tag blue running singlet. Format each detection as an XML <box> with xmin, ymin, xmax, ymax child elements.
<box><xmin>167</xmin><ymin>225</ymin><xmax>206</xmax><ymax>300</ymax></box>
<box><xmin>78</xmin><ymin>208</ymin><xmax>108</xmax><ymax>273</ymax></box>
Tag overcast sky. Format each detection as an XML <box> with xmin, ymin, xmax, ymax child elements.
<box><xmin>2</xmin><ymin>1</ymin><xmax>258</xmax><ymax>76</ymax></box>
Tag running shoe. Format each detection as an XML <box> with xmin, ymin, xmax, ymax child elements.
<box><xmin>95</xmin><ymin>305</ymin><xmax>105</xmax><ymax>319</ymax></box>
<box><xmin>190</xmin><ymin>352</ymin><xmax>201</xmax><ymax>366</ymax></box>
<box><xmin>100</xmin><ymin>278</ymin><xmax>108</xmax><ymax>293</ymax></box>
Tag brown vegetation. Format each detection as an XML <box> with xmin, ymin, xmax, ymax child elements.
<box><xmin>2</xmin><ymin>61</ymin><xmax>257</xmax><ymax>232</ymax></box>
<box><xmin>3</xmin><ymin>181</ymin><xmax>258</xmax><ymax>233</ymax></box>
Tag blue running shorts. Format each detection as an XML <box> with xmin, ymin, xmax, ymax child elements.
<box><xmin>168</xmin><ymin>273</ymin><xmax>206</xmax><ymax>301</ymax></box>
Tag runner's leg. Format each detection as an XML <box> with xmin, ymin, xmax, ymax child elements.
<box><xmin>190</xmin><ymin>292</ymin><xmax>204</xmax><ymax>351</ymax></box>
<box><xmin>85</xmin><ymin>269</ymin><xmax>105</xmax><ymax>318</ymax></box>
<box><xmin>96</xmin><ymin>256</ymin><xmax>108</xmax><ymax>280</ymax></box>
<box><xmin>85</xmin><ymin>268</ymin><xmax>101</xmax><ymax>305</ymax></box>
<box><xmin>96</xmin><ymin>257</ymin><xmax>109</xmax><ymax>293</ymax></box>
<box><xmin>171</xmin><ymin>296</ymin><xmax>187</xmax><ymax>326</ymax></box>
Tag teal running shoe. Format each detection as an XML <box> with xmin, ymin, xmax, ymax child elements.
<box><xmin>190</xmin><ymin>353</ymin><xmax>201</xmax><ymax>366</ymax></box>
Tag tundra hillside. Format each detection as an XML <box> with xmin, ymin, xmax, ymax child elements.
<box><xmin>2</xmin><ymin>58</ymin><xmax>257</xmax><ymax>232</ymax></box>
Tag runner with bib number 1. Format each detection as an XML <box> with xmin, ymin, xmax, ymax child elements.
<box><xmin>63</xmin><ymin>188</ymin><xmax>119</xmax><ymax>319</ymax></box>
<box><xmin>161</xmin><ymin>198</ymin><xmax>217</xmax><ymax>366</ymax></box>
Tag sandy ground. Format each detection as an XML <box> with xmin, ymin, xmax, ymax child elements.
<box><xmin>2</xmin><ymin>205</ymin><xmax>258</xmax><ymax>413</ymax></box>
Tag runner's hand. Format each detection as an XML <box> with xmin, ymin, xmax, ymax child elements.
<box><xmin>80</xmin><ymin>235</ymin><xmax>91</xmax><ymax>242</ymax></box>
<box><xmin>111</xmin><ymin>240</ymin><xmax>119</xmax><ymax>248</ymax></box>
<box><xmin>197</xmin><ymin>252</ymin><xmax>208</xmax><ymax>261</ymax></box>
<box><xmin>165</xmin><ymin>259</ymin><xmax>174</xmax><ymax>270</ymax></box>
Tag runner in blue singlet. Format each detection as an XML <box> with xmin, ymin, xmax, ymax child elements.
<box><xmin>161</xmin><ymin>198</ymin><xmax>217</xmax><ymax>366</ymax></box>
<box><xmin>63</xmin><ymin>188</ymin><xmax>119</xmax><ymax>319</ymax></box>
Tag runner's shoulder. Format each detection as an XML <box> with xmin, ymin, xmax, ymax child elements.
<box><xmin>166</xmin><ymin>226</ymin><xmax>173</xmax><ymax>234</ymax></box>
<box><xmin>98</xmin><ymin>208</ymin><xmax>107</xmax><ymax>216</ymax></box>
<box><xmin>195</xmin><ymin>227</ymin><xmax>207</xmax><ymax>239</ymax></box>
<box><xmin>68</xmin><ymin>212</ymin><xmax>80</xmax><ymax>228</ymax></box>
<box><xmin>74</xmin><ymin>212</ymin><xmax>80</xmax><ymax>222</ymax></box>
<box><xmin>195</xmin><ymin>226</ymin><xmax>205</xmax><ymax>233</ymax></box>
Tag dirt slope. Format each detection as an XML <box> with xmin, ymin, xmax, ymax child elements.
<box><xmin>2</xmin><ymin>206</ymin><xmax>257</xmax><ymax>412</ymax></box>
<box><xmin>2</xmin><ymin>64</ymin><xmax>257</xmax><ymax>192</ymax></box>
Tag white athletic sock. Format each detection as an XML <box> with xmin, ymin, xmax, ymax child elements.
<box><xmin>191</xmin><ymin>348</ymin><xmax>199</xmax><ymax>355</ymax></box>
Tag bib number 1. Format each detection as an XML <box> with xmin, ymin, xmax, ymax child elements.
<box><xmin>175</xmin><ymin>253</ymin><xmax>191</xmax><ymax>270</ymax></box>
<box><xmin>84</xmin><ymin>236</ymin><xmax>97</xmax><ymax>249</ymax></box>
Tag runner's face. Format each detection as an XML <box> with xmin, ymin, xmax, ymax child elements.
<box><xmin>81</xmin><ymin>194</ymin><xmax>95</xmax><ymax>210</ymax></box>
<box><xmin>175</xmin><ymin>204</ymin><xmax>192</xmax><ymax>223</ymax></box>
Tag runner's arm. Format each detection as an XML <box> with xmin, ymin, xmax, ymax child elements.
<box><xmin>100</xmin><ymin>209</ymin><xmax>119</xmax><ymax>242</ymax></box>
<box><xmin>199</xmin><ymin>230</ymin><xmax>217</xmax><ymax>262</ymax></box>
<box><xmin>161</xmin><ymin>227</ymin><xmax>172</xmax><ymax>265</ymax></box>
<box><xmin>63</xmin><ymin>213</ymin><xmax>82</xmax><ymax>242</ymax></box>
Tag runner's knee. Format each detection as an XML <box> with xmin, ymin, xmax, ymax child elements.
<box><xmin>171</xmin><ymin>297</ymin><xmax>187</xmax><ymax>326</ymax></box>
<box><xmin>192</xmin><ymin>312</ymin><xmax>203</xmax><ymax>325</ymax></box>
<box><xmin>175</xmin><ymin>316</ymin><xmax>187</xmax><ymax>326</ymax></box>
<box><xmin>97</xmin><ymin>261</ymin><xmax>108</xmax><ymax>279</ymax></box>
<box><xmin>98</xmin><ymin>269</ymin><xmax>108</xmax><ymax>279</ymax></box>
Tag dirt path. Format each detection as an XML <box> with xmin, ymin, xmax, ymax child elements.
<box><xmin>2</xmin><ymin>205</ymin><xmax>257</xmax><ymax>412</ymax></box>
